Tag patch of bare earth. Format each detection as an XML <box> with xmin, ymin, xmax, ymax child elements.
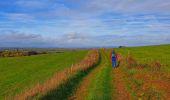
<box><xmin>112</xmin><ymin>68</ymin><xmax>131</xmax><ymax>100</ymax></box>
<box><xmin>69</xmin><ymin>60</ymin><xmax>105</xmax><ymax>100</ymax></box>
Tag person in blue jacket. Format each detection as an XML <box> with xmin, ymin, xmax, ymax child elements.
<box><xmin>110</xmin><ymin>50</ymin><xmax>118</xmax><ymax>67</ymax></box>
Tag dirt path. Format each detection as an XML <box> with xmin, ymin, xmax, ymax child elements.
<box><xmin>69</xmin><ymin>50</ymin><xmax>111</xmax><ymax>100</ymax></box>
<box><xmin>69</xmin><ymin>49</ymin><xmax>131</xmax><ymax>100</ymax></box>
<box><xmin>13</xmin><ymin>49</ymin><xmax>99</xmax><ymax>100</ymax></box>
<box><xmin>69</xmin><ymin>57</ymin><xmax>104</xmax><ymax>100</ymax></box>
<box><xmin>112</xmin><ymin>68</ymin><xmax>131</xmax><ymax>100</ymax></box>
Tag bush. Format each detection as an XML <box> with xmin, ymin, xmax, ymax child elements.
<box><xmin>27</xmin><ymin>51</ymin><xmax>38</xmax><ymax>56</ymax></box>
<box><xmin>0</xmin><ymin>50</ymin><xmax>47</xmax><ymax>57</ymax></box>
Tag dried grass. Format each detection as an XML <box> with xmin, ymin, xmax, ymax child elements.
<box><xmin>122</xmin><ymin>53</ymin><xmax>161</xmax><ymax>70</ymax></box>
<box><xmin>126</xmin><ymin>54</ymin><xmax>138</xmax><ymax>68</ymax></box>
<box><xmin>149</xmin><ymin>60</ymin><xmax>161</xmax><ymax>70</ymax></box>
<box><xmin>11</xmin><ymin>49</ymin><xmax>99</xmax><ymax>100</ymax></box>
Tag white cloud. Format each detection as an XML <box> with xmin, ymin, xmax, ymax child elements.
<box><xmin>0</xmin><ymin>0</ymin><xmax>170</xmax><ymax>47</ymax></box>
<box><xmin>0</xmin><ymin>30</ymin><xmax>41</xmax><ymax>40</ymax></box>
<box><xmin>0</xmin><ymin>12</ymin><xmax>35</xmax><ymax>21</ymax></box>
<box><xmin>82</xmin><ymin>0</ymin><xmax>170</xmax><ymax>13</ymax></box>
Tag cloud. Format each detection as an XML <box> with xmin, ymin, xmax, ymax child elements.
<box><xmin>56</xmin><ymin>32</ymin><xmax>91</xmax><ymax>47</ymax></box>
<box><xmin>63</xmin><ymin>32</ymin><xmax>86</xmax><ymax>40</ymax></box>
<box><xmin>91</xmin><ymin>33</ymin><xmax>170</xmax><ymax>46</ymax></box>
<box><xmin>0</xmin><ymin>12</ymin><xmax>35</xmax><ymax>22</ymax></box>
<box><xmin>0</xmin><ymin>30</ymin><xmax>48</xmax><ymax>47</ymax></box>
<box><xmin>2</xmin><ymin>0</ymin><xmax>170</xmax><ymax>20</ymax></box>
<box><xmin>0</xmin><ymin>30</ymin><xmax>169</xmax><ymax>48</ymax></box>
<box><xmin>0</xmin><ymin>0</ymin><xmax>170</xmax><ymax>47</ymax></box>
<box><xmin>81</xmin><ymin>0</ymin><xmax>170</xmax><ymax>14</ymax></box>
<box><xmin>0</xmin><ymin>30</ymin><xmax>41</xmax><ymax>40</ymax></box>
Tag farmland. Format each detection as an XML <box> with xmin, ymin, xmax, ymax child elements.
<box><xmin>0</xmin><ymin>44</ymin><xmax>170</xmax><ymax>100</ymax></box>
<box><xmin>114</xmin><ymin>44</ymin><xmax>170</xmax><ymax>99</ymax></box>
<box><xmin>0</xmin><ymin>50</ymin><xmax>87</xmax><ymax>99</ymax></box>
<box><xmin>115</xmin><ymin>44</ymin><xmax>170</xmax><ymax>71</ymax></box>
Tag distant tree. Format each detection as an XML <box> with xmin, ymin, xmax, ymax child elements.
<box><xmin>119</xmin><ymin>46</ymin><xmax>126</xmax><ymax>48</ymax></box>
<box><xmin>27</xmin><ymin>51</ymin><xmax>38</xmax><ymax>56</ymax></box>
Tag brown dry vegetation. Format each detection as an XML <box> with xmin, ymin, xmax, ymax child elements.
<box><xmin>11</xmin><ymin>49</ymin><xmax>99</xmax><ymax>100</ymax></box>
<box><xmin>69</xmin><ymin>57</ymin><xmax>103</xmax><ymax>100</ymax></box>
<box><xmin>112</xmin><ymin>68</ymin><xmax>131</xmax><ymax>100</ymax></box>
<box><xmin>105</xmin><ymin>49</ymin><xmax>131</xmax><ymax>100</ymax></box>
<box><xmin>124</xmin><ymin>53</ymin><xmax>162</xmax><ymax>70</ymax></box>
<box><xmin>0</xmin><ymin>50</ymin><xmax>46</xmax><ymax>57</ymax></box>
<box><xmin>132</xmin><ymin>72</ymin><xmax>170</xmax><ymax>99</ymax></box>
<box><xmin>119</xmin><ymin>53</ymin><xmax>170</xmax><ymax>100</ymax></box>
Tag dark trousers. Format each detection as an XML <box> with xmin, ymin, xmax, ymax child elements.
<box><xmin>112</xmin><ymin>57</ymin><xmax>116</xmax><ymax>67</ymax></box>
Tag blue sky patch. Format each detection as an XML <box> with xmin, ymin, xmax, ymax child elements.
<box><xmin>0</xmin><ymin>0</ymin><xmax>170</xmax><ymax>47</ymax></box>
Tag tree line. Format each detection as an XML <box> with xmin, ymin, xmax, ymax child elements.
<box><xmin>0</xmin><ymin>50</ymin><xmax>47</xmax><ymax>57</ymax></box>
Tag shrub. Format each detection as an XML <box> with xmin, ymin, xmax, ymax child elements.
<box><xmin>0</xmin><ymin>50</ymin><xmax>47</xmax><ymax>57</ymax></box>
<box><xmin>27</xmin><ymin>51</ymin><xmax>38</xmax><ymax>56</ymax></box>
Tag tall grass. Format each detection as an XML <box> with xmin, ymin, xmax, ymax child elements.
<box><xmin>117</xmin><ymin>49</ymin><xmax>168</xmax><ymax>99</ymax></box>
<box><xmin>115</xmin><ymin>44</ymin><xmax>170</xmax><ymax>71</ymax></box>
<box><xmin>40</xmin><ymin>56</ymin><xmax>101</xmax><ymax>100</ymax></box>
<box><xmin>12</xmin><ymin>49</ymin><xmax>99</xmax><ymax>100</ymax></box>
<box><xmin>120</xmin><ymin>52</ymin><xmax>162</xmax><ymax>71</ymax></box>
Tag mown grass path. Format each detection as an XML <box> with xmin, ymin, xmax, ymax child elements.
<box><xmin>70</xmin><ymin>49</ymin><xmax>113</xmax><ymax>100</ymax></box>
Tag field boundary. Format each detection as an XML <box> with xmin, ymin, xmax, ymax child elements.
<box><xmin>12</xmin><ymin>49</ymin><xmax>99</xmax><ymax>100</ymax></box>
<box><xmin>41</xmin><ymin>54</ymin><xmax>101</xmax><ymax>100</ymax></box>
<box><xmin>68</xmin><ymin>50</ymin><xmax>106</xmax><ymax>100</ymax></box>
<box><xmin>84</xmin><ymin>50</ymin><xmax>112</xmax><ymax>100</ymax></box>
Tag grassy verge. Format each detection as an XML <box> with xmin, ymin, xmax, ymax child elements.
<box><xmin>0</xmin><ymin>50</ymin><xmax>87</xmax><ymax>99</ymax></box>
<box><xmin>38</xmin><ymin>50</ymin><xmax>101</xmax><ymax>100</ymax></box>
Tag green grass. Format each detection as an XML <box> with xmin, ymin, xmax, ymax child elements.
<box><xmin>85</xmin><ymin>50</ymin><xmax>112</xmax><ymax>100</ymax></box>
<box><xmin>115</xmin><ymin>44</ymin><xmax>170</xmax><ymax>71</ymax></box>
<box><xmin>40</xmin><ymin>55</ymin><xmax>101</xmax><ymax>100</ymax></box>
<box><xmin>0</xmin><ymin>50</ymin><xmax>87</xmax><ymax>99</ymax></box>
<box><xmin>115</xmin><ymin>44</ymin><xmax>170</xmax><ymax>99</ymax></box>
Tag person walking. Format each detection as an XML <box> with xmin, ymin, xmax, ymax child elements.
<box><xmin>110</xmin><ymin>50</ymin><xmax>118</xmax><ymax>67</ymax></box>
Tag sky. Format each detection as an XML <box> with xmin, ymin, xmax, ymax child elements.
<box><xmin>0</xmin><ymin>0</ymin><xmax>170</xmax><ymax>48</ymax></box>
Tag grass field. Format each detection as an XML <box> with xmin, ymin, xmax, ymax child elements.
<box><xmin>0</xmin><ymin>50</ymin><xmax>87</xmax><ymax>99</ymax></box>
<box><xmin>0</xmin><ymin>44</ymin><xmax>169</xmax><ymax>100</ymax></box>
<box><xmin>69</xmin><ymin>45</ymin><xmax>170</xmax><ymax>100</ymax></box>
<box><xmin>114</xmin><ymin>44</ymin><xmax>170</xmax><ymax>99</ymax></box>
<box><xmin>115</xmin><ymin>44</ymin><xmax>170</xmax><ymax>71</ymax></box>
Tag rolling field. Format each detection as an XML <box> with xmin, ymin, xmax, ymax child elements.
<box><xmin>68</xmin><ymin>45</ymin><xmax>170</xmax><ymax>100</ymax></box>
<box><xmin>0</xmin><ymin>44</ymin><xmax>170</xmax><ymax>100</ymax></box>
<box><xmin>0</xmin><ymin>50</ymin><xmax>87</xmax><ymax>99</ymax></box>
<box><xmin>115</xmin><ymin>44</ymin><xmax>170</xmax><ymax>70</ymax></box>
<box><xmin>114</xmin><ymin>44</ymin><xmax>170</xmax><ymax>99</ymax></box>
